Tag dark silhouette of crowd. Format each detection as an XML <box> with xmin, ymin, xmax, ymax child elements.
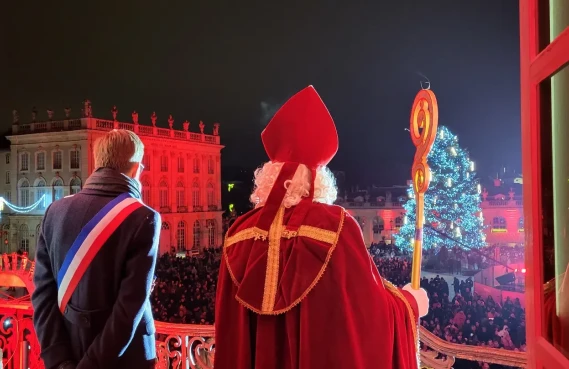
<box><xmin>151</xmin><ymin>248</ymin><xmax>222</xmax><ymax>325</ymax></box>
<box><xmin>150</xmin><ymin>242</ymin><xmax>525</xmax><ymax>368</ymax></box>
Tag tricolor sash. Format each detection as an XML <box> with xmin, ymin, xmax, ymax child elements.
<box><xmin>57</xmin><ymin>193</ymin><xmax>143</xmax><ymax>313</ymax></box>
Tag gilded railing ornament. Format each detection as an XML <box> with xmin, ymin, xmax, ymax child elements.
<box><xmin>409</xmin><ymin>89</ymin><xmax>439</xmax><ymax>290</ymax></box>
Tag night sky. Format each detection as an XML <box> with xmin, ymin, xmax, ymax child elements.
<box><xmin>2</xmin><ymin>1</ymin><xmax>521</xmax><ymax>186</ymax></box>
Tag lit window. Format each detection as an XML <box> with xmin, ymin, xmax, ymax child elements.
<box><xmin>193</xmin><ymin>220</ymin><xmax>201</xmax><ymax>248</ymax></box>
<box><xmin>177</xmin><ymin>221</ymin><xmax>186</xmax><ymax>251</ymax></box>
<box><xmin>70</xmin><ymin>177</ymin><xmax>82</xmax><ymax>195</ymax></box>
<box><xmin>35</xmin><ymin>178</ymin><xmax>47</xmax><ymax>210</ymax></box>
<box><xmin>53</xmin><ymin>178</ymin><xmax>64</xmax><ymax>201</ymax></box>
<box><xmin>18</xmin><ymin>179</ymin><xmax>30</xmax><ymax>207</ymax></box>
<box><xmin>492</xmin><ymin>217</ymin><xmax>507</xmax><ymax>231</ymax></box>
<box><xmin>19</xmin><ymin>224</ymin><xmax>29</xmax><ymax>252</ymax></box>
<box><xmin>207</xmin><ymin>219</ymin><xmax>216</xmax><ymax>247</ymax></box>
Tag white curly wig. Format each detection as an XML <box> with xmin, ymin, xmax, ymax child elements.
<box><xmin>250</xmin><ymin>161</ymin><xmax>338</xmax><ymax>208</ymax></box>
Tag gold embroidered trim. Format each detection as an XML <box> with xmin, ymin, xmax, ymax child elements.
<box><xmin>297</xmin><ymin>226</ymin><xmax>337</xmax><ymax>244</ymax></box>
<box><xmin>281</xmin><ymin>229</ymin><xmax>298</xmax><ymax>239</ymax></box>
<box><xmin>224</xmin><ymin>227</ymin><xmax>268</xmax><ymax>248</ymax></box>
<box><xmin>261</xmin><ymin>206</ymin><xmax>285</xmax><ymax>312</ymax></box>
<box><xmin>382</xmin><ymin>278</ymin><xmax>418</xmax><ymax>344</ymax></box>
<box><xmin>224</xmin><ymin>225</ymin><xmax>338</xmax><ymax>247</ymax></box>
<box><xmin>233</xmin><ymin>210</ymin><xmax>346</xmax><ymax>316</ymax></box>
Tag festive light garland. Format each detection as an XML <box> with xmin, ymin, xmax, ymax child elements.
<box><xmin>395</xmin><ymin>126</ymin><xmax>486</xmax><ymax>250</ymax></box>
<box><xmin>0</xmin><ymin>195</ymin><xmax>47</xmax><ymax>214</ymax></box>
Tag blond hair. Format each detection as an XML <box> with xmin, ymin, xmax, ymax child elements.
<box><xmin>250</xmin><ymin>161</ymin><xmax>338</xmax><ymax>208</ymax></box>
<box><xmin>94</xmin><ymin>129</ymin><xmax>144</xmax><ymax>173</ymax></box>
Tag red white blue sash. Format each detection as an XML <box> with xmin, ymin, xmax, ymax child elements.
<box><xmin>57</xmin><ymin>193</ymin><xmax>143</xmax><ymax>313</ymax></box>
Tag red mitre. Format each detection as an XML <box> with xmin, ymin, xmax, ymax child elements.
<box><xmin>253</xmin><ymin>86</ymin><xmax>339</xmax><ymax>233</ymax></box>
<box><xmin>261</xmin><ymin>85</ymin><xmax>338</xmax><ymax>169</ymax></box>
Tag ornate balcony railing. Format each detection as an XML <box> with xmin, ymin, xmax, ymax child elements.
<box><xmin>0</xmin><ymin>255</ymin><xmax>527</xmax><ymax>369</ymax></box>
<box><xmin>11</xmin><ymin>118</ymin><xmax>221</xmax><ymax>146</ymax></box>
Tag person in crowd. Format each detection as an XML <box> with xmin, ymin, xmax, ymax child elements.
<box><xmin>32</xmin><ymin>130</ymin><xmax>160</xmax><ymax>369</ymax></box>
<box><xmin>214</xmin><ymin>86</ymin><xmax>429</xmax><ymax>369</ymax></box>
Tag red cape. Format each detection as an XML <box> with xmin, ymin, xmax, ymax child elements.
<box><xmin>215</xmin><ymin>202</ymin><xmax>419</xmax><ymax>369</ymax></box>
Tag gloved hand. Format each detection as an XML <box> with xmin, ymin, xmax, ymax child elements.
<box><xmin>402</xmin><ymin>284</ymin><xmax>429</xmax><ymax>318</ymax></box>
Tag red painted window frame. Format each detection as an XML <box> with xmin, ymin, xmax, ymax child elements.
<box><xmin>520</xmin><ymin>0</ymin><xmax>569</xmax><ymax>367</ymax></box>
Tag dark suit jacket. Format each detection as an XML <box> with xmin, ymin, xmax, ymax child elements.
<box><xmin>31</xmin><ymin>169</ymin><xmax>160</xmax><ymax>369</ymax></box>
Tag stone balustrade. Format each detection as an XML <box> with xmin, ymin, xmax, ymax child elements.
<box><xmin>11</xmin><ymin>118</ymin><xmax>221</xmax><ymax>146</ymax></box>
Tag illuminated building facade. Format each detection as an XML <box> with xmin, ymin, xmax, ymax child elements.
<box><xmin>340</xmin><ymin>181</ymin><xmax>524</xmax><ymax>247</ymax></box>
<box><xmin>1</xmin><ymin>103</ymin><xmax>223</xmax><ymax>257</ymax></box>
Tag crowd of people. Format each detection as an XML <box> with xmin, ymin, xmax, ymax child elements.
<box><xmin>150</xmin><ymin>242</ymin><xmax>526</xmax><ymax>368</ymax></box>
<box><xmin>151</xmin><ymin>248</ymin><xmax>221</xmax><ymax>325</ymax></box>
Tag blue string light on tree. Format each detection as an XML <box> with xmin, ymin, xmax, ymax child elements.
<box><xmin>395</xmin><ymin>126</ymin><xmax>486</xmax><ymax>251</ymax></box>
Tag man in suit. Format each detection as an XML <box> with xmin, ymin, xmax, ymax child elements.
<box><xmin>32</xmin><ymin>129</ymin><xmax>160</xmax><ymax>369</ymax></box>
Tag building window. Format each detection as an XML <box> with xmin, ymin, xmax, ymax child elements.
<box><xmin>177</xmin><ymin>221</ymin><xmax>186</xmax><ymax>251</ymax></box>
<box><xmin>395</xmin><ymin>216</ymin><xmax>403</xmax><ymax>229</ymax></box>
<box><xmin>53</xmin><ymin>177</ymin><xmax>64</xmax><ymax>202</ymax></box>
<box><xmin>70</xmin><ymin>177</ymin><xmax>82</xmax><ymax>195</ymax></box>
<box><xmin>52</xmin><ymin>150</ymin><xmax>62</xmax><ymax>170</ymax></box>
<box><xmin>192</xmin><ymin>181</ymin><xmax>201</xmax><ymax>208</ymax></box>
<box><xmin>5</xmin><ymin>191</ymin><xmax>10</xmax><ymax>202</ymax></box>
<box><xmin>141</xmin><ymin>180</ymin><xmax>150</xmax><ymax>205</ymax></box>
<box><xmin>160</xmin><ymin>155</ymin><xmax>168</xmax><ymax>172</ymax></box>
<box><xmin>5</xmin><ymin>154</ymin><xmax>10</xmax><ymax>164</ymax></box>
<box><xmin>19</xmin><ymin>224</ymin><xmax>29</xmax><ymax>252</ymax></box>
<box><xmin>5</xmin><ymin>171</ymin><xmax>9</xmax><ymax>185</ymax></box>
<box><xmin>193</xmin><ymin>157</ymin><xmax>200</xmax><ymax>173</ymax></box>
<box><xmin>373</xmin><ymin>217</ymin><xmax>384</xmax><ymax>234</ymax></box>
<box><xmin>518</xmin><ymin>217</ymin><xmax>524</xmax><ymax>231</ymax></box>
<box><xmin>36</xmin><ymin>152</ymin><xmax>46</xmax><ymax>171</ymax></box>
<box><xmin>492</xmin><ymin>217</ymin><xmax>507</xmax><ymax>231</ymax></box>
<box><xmin>207</xmin><ymin>182</ymin><xmax>215</xmax><ymax>207</ymax></box>
<box><xmin>70</xmin><ymin>150</ymin><xmax>80</xmax><ymax>170</ymax></box>
<box><xmin>193</xmin><ymin>220</ymin><xmax>201</xmax><ymax>248</ymax></box>
<box><xmin>159</xmin><ymin>180</ymin><xmax>169</xmax><ymax>208</ymax></box>
<box><xmin>176</xmin><ymin>181</ymin><xmax>185</xmax><ymax>208</ymax></box>
<box><xmin>207</xmin><ymin>157</ymin><xmax>214</xmax><ymax>174</ymax></box>
<box><xmin>35</xmin><ymin>178</ymin><xmax>47</xmax><ymax>210</ymax></box>
<box><xmin>142</xmin><ymin>152</ymin><xmax>151</xmax><ymax>171</ymax></box>
<box><xmin>20</xmin><ymin>152</ymin><xmax>30</xmax><ymax>172</ymax></box>
<box><xmin>18</xmin><ymin>178</ymin><xmax>30</xmax><ymax>207</ymax></box>
<box><xmin>207</xmin><ymin>219</ymin><xmax>216</xmax><ymax>247</ymax></box>
<box><xmin>178</xmin><ymin>157</ymin><xmax>185</xmax><ymax>173</ymax></box>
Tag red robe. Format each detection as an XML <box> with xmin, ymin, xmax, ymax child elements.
<box><xmin>215</xmin><ymin>203</ymin><xmax>419</xmax><ymax>369</ymax></box>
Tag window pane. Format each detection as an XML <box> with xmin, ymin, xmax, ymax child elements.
<box><xmin>70</xmin><ymin>150</ymin><xmax>80</xmax><ymax>169</ymax></box>
<box><xmin>53</xmin><ymin>151</ymin><xmax>62</xmax><ymax>170</ymax></box>
<box><xmin>540</xmin><ymin>63</ymin><xmax>569</xmax><ymax>359</ymax></box>
<box><xmin>37</xmin><ymin>152</ymin><xmax>45</xmax><ymax>171</ymax></box>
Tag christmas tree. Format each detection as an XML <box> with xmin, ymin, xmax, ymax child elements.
<box><xmin>394</xmin><ymin>126</ymin><xmax>486</xmax><ymax>250</ymax></box>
